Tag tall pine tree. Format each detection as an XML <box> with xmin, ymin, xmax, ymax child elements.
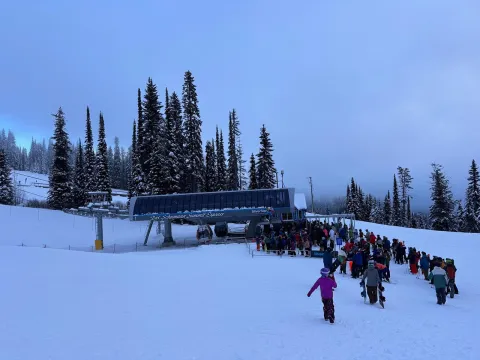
<box><xmin>464</xmin><ymin>159</ymin><xmax>480</xmax><ymax>232</ymax></box>
<box><xmin>0</xmin><ymin>149</ymin><xmax>14</xmax><ymax>205</ymax></box>
<box><xmin>397</xmin><ymin>166</ymin><xmax>413</xmax><ymax>226</ymax></box>
<box><xmin>142</xmin><ymin>78</ymin><xmax>164</xmax><ymax>183</ymax></box>
<box><xmin>256</xmin><ymin>125</ymin><xmax>276</xmax><ymax>189</ymax></box>
<box><xmin>164</xmin><ymin>89</ymin><xmax>181</xmax><ymax>194</ymax></box>
<box><xmin>182</xmin><ymin>71</ymin><xmax>204</xmax><ymax>193</ymax></box>
<box><xmin>227</xmin><ymin>111</ymin><xmax>239</xmax><ymax>190</ymax></box>
<box><xmin>72</xmin><ymin>139</ymin><xmax>87</xmax><ymax>206</ymax></box>
<box><xmin>170</xmin><ymin>91</ymin><xmax>185</xmax><ymax>193</ymax></box>
<box><xmin>84</xmin><ymin>106</ymin><xmax>96</xmax><ymax>192</ymax></box>
<box><xmin>48</xmin><ymin>108</ymin><xmax>72</xmax><ymax>209</ymax></box>
<box><xmin>136</xmin><ymin>88</ymin><xmax>146</xmax><ymax>172</ymax></box>
<box><xmin>204</xmin><ymin>140</ymin><xmax>216</xmax><ymax>192</ymax></box>
<box><xmin>215</xmin><ymin>127</ymin><xmax>227</xmax><ymax>191</ymax></box>
<box><xmin>112</xmin><ymin>137</ymin><xmax>122</xmax><ymax>189</ymax></box>
<box><xmin>383</xmin><ymin>191</ymin><xmax>391</xmax><ymax>225</ymax></box>
<box><xmin>248</xmin><ymin>153</ymin><xmax>257</xmax><ymax>190</ymax></box>
<box><xmin>128</xmin><ymin>120</ymin><xmax>146</xmax><ymax>200</ymax></box>
<box><xmin>95</xmin><ymin>112</ymin><xmax>112</xmax><ymax>201</ymax></box>
<box><xmin>231</xmin><ymin>109</ymin><xmax>247</xmax><ymax>189</ymax></box>
<box><xmin>429</xmin><ymin>163</ymin><xmax>454</xmax><ymax>231</ymax></box>
<box><xmin>392</xmin><ymin>174</ymin><xmax>401</xmax><ymax>226</ymax></box>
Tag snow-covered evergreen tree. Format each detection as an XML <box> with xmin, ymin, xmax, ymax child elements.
<box><xmin>163</xmin><ymin>89</ymin><xmax>181</xmax><ymax>194</ymax></box>
<box><xmin>95</xmin><ymin>112</ymin><xmax>112</xmax><ymax>201</ymax></box>
<box><xmin>215</xmin><ymin>127</ymin><xmax>227</xmax><ymax>191</ymax></box>
<box><xmin>392</xmin><ymin>175</ymin><xmax>402</xmax><ymax>226</ymax></box>
<box><xmin>136</xmin><ymin>88</ymin><xmax>146</xmax><ymax>173</ymax></box>
<box><xmin>429</xmin><ymin>163</ymin><xmax>455</xmax><ymax>231</ymax></box>
<box><xmin>107</xmin><ymin>146</ymin><xmax>114</xmax><ymax>185</ymax></box>
<box><xmin>128</xmin><ymin>120</ymin><xmax>146</xmax><ymax>201</ymax></box>
<box><xmin>397</xmin><ymin>166</ymin><xmax>413</xmax><ymax>226</ymax></box>
<box><xmin>345</xmin><ymin>185</ymin><xmax>351</xmax><ymax>213</ymax></box>
<box><xmin>464</xmin><ymin>159</ymin><xmax>480</xmax><ymax>232</ymax></box>
<box><xmin>112</xmin><ymin>137</ymin><xmax>122</xmax><ymax>189</ymax></box>
<box><xmin>453</xmin><ymin>200</ymin><xmax>465</xmax><ymax>232</ymax></box>
<box><xmin>48</xmin><ymin>108</ymin><xmax>72</xmax><ymax>209</ymax></box>
<box><xmin>230</xmin><ymin>109</ymin><xmax>247</xmax><ymax>189</ymax></box>
<box><xmin>204</xmin><ymin>140</ymin><xmax>216</xmax><ymax>192</ymax></box>
<box><xmin>407</xmin><ymin>196</ymin><xmax>411</xmax><ymax>227</ymax></box>
<box><xmin>72</xmin><ymin>139</ymin><xmax>87</xmax><ymax>207</ymax></box>
<box><xmin>84</xmin><ymin>107</ymin><xmax>96</xmax><ymax>192</ymax></box>
<box><xmin>142</xmin><ymin>78</ymin><xmax>164</xmax><ymax>182</ymax></box>
<box><xmin>0</xmin><ymin>150</ymin><xmax>14</xmax><ymax>205</ymax></box>
<box><xmin>182</xmin><ymin>71</ymin><xmax>204</xmax><ymax>193</ymax></box>
<box><xmin>256</xmin><ymin>125</ymin><xmax>276</xmax><ymax>189</ymax></box>
<box><xmin>227</xmin><ymin>111</ymin><xmax>239</xmax><ymax>190</ymax></box>
<box><xmin>169</xmin><ymin>91</ymin><xmax>185</xmax><ymax>193</ymax></box>
<box><xmin>371</xmin><ymin>199</ymin><xmax>383</xmax><ymax>224</ymax></box>
<box><xmin>248</xmin><ymin>153</ymin><xmax>257</xmax><ymax>190</ymax></box>
<box><xmin>383</xmin><ymin>191</ymin><xmax>391</xmax><ymax>225</ymax></box>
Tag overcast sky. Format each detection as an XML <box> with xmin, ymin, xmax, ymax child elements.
<box><xmin>1</xmin><ymin>0</ymin><xmax>480</xmax><ymax>211</ymax></box>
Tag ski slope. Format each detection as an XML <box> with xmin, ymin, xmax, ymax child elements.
<box><xmin>10</xmin><ymin>170</ymin><xmax>128</xmax><ymax>204</ymax></box>
<box><xmin>0</xmin><ymin>206</ymin><xmax>478</xmax><ymax>360</ymax></box>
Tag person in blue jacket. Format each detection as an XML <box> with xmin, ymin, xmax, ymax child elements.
<box><xmin>420</xmin><ymin>252</ymin><xmax>430</xmax><ymax>280</ymax></box>
<box><xmin>352</xmin><ymin>250</ymin><xmax>364</xmax><ymax>279</ymax></box>
<box><xmin>323</xmin><ymin>248</ymin><xmax>333</xmax><ymax>270</ymax></box>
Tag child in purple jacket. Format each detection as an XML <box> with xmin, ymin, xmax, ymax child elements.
<box><xmin>307</xmin><ymin>267</ymin><xmax>338</xmax><ymax>323</ymax></box>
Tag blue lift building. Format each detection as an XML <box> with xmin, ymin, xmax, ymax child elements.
<box><xmin>128</xmin><ymin>188</ymin><xmax>304</xmax><ymax>245</ymax></box>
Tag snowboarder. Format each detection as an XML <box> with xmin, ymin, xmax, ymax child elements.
<box><xmin>360</xmin><ymin>260</ymin><xmax>385</xmax><ymax>305</ymax></box>
<box><xmin>428</xmin><ymin>264</ymin><xmax>448</xmax><ymax>305</ymax></box>
<box><xmin>307</xmin><ymin>267</ymin><xmax>338</xmax><ymax>323</ymax></box>
<box><xmin>420</xmin><ymin>252</ymin><xmax>430</xmax><ymax>280</ymax></box>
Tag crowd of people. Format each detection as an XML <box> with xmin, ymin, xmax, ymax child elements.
<box><xmin>253</xmin><ymin>219</ymin><xmax>460</xmax><ymax>322</ymax></box>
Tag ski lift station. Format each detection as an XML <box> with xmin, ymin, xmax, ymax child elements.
<box><xmin>72</xmin><ymin>189</ymin><xmax>355</xmax><ymax>250</ymax></box>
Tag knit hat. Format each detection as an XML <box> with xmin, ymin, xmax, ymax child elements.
<box><xmin>320</xmin><ymin>268</ymin><xmax>330</xmax><ymax>277</ymax></box>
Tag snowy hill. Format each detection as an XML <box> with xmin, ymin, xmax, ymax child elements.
<box><xmin>10</xmin><ymin>170</ymin><xmax>128</xmax><ymax>204</ymax></box>
<box><xmin>0</xmin><ymin>205</ymin><xmax>478</xmax><ymax>359</ymax></box>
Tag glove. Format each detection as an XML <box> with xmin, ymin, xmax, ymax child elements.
<box><xmin>379</xmin><ymin>285</ymin><xmax>385</xmax><ymax>291</ymax></box>
<box><xmin>359</xmin><ymin>281</ymin><xmax>365</xmax><ymax>287</ymax></box>
<box><xmin>307</xmin><ymin>293</ymin><xmax>311</xmax><ymax>297</ymax></box>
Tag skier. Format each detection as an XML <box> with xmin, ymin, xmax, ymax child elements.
<box><xmin>429</xmin><ymin>263</ymin><xmax>448</xmax><ymax>304</ymax></box>
<box><xmin>360</xmin><ymin>260</ymin><xmax>385</xmax><ymax>305</ymax></box>
<box><xmin>307</xmin><ymin>268</ymin><xmax>338</xmax><ymax>323</ymax></box>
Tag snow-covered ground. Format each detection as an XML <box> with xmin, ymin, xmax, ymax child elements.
<box><xmin>0</xmin><ymin>205</ymin><xmax>479</xmax><ymax>359</ymax></box>
<box><xmin>11</xmin><ymin>170</ymin><xmax>128</xmax><ymax>204</ymax></box>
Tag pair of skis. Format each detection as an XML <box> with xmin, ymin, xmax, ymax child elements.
<box><xmin>360</xmin><ymin>281</ymin><xmax>385</xmax><ymax>308</ymax></box>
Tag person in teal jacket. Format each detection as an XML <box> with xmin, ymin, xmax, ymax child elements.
<box><xmin>428</xmin><ymin>265</ymin><xmax>448</xmax><ymax>305</ymax></box>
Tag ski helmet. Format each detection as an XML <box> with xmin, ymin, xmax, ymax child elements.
<box><xmin>320</xmin><ymin>268</ymin><xmax>330</xmax><ymax>277</ymax></box>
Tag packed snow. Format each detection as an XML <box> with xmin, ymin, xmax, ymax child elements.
<box><xmin>0</xmin><ymin>205</ymin><xmax>478</xmax><ymax>360</ymax></box>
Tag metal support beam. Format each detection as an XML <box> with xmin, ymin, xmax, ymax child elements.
<box><xmin>95</xmin><ymin>214</ymin><xmax>104</xmax><ymax>250</ymax></box>
<box><xmin>143</xmin><ymin>219</ymin><xmax>154</xmax><ymax>246</ymax></box>
<box><xmin>163</xmin><ymin>219</ymin><xmax>175</xmax><ymax>245</ymax></box>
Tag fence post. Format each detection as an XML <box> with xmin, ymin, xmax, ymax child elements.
<box><xmin>136</xmin><ymin>243</ymin><xmax>138</xmax><ymax>252</ymax></box>
<box><xmin>69</xmin><ymin>245</ymin><xmax>71</xmax><ymax>250</ymax></box>
<box><xmin>113</xmin><ymin>244</ymin><xmax>116</xmax><ymax>253</ymax></box>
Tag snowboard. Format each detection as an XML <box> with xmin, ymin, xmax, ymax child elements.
<box><xmin>360</xmin><ymin>281</ymin><xmax>366</xmax><ymax>303</ymax></box>
<box><xmin>378</xmin><ymin>287</ymin><xmax>385</xmax><ymax>308</ymax></box>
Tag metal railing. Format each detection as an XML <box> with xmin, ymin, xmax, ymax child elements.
<box><xmin>10</xmin><ymin>237</ymin><xmax>250</xmax><ymax>254</ymax></box>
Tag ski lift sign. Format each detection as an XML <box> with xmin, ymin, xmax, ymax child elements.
<box><xmin>336</xmin><ymin>237</ymin><xmax>343</xmax><ymax>246</ymax></box>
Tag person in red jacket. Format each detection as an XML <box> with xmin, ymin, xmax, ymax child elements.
<box><xmin>369</xmin><ymin>233</ymin><xmax>376</xmax><ymax>245</ymax></box>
